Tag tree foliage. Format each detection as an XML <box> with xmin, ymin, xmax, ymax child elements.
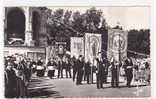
<box><xmin>43</xmin><ymin>7</ymin><xmax>150</xmax><ymax>55</ymax></box>
<box><xmin>128</xmin><ymin>29</ymin><xmax>150</xmax><ymax>55</ymax></box>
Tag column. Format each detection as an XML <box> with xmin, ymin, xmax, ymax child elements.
<box><xmin>39</xmin><ymin>12</ymin><xmax>47</xmax><ymax>47</ymax></box>
<box><xmin>24</xmin><ymin>7</ymin><xmax>33</xmax><ymax>46</ymax></box>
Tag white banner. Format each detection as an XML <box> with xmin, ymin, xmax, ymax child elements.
<box><xmin>70</xmin><ymin>37</ymin><xmax>84</xmax><ymax>59</ymax></box>
<box><xmin>107</xmin><ymin>29</ymin><xmax>128</xmax><ymax>62</ymax></box>
<box><xmin>85</xmin><ymin>33</ymin><xmax>102</xmax><ymax>64</ymax></box>
<box><xmin>46</xmin><ymin>46</ymin><xmax>56</xmax><ymax>64</ymax></box>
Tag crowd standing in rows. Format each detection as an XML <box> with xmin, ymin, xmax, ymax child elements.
<box><xmin>4</xmin><ymin>53</ymin><xmax>151</xmax><ymax>98</ymax></box>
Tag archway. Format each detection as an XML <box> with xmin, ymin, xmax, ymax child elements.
<box><xmin>32</xmin><ymin>11</ymin><xmax>40</xmax><ymax>46</ymax></box>
<box><xmin>7</xmin><ymin>8</ymin><xmax>25</xmax><ymax>40</ymax></box>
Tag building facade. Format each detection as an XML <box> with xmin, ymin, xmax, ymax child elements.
<box><xmin>4</xmin><ymin>7</ymin><xmax>48</xmax><ymax>59</ymax></box>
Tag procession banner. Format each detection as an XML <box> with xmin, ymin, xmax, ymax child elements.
<box><xmin>70</xmin><ymin>37</ymin><xmax>84</xmax><ymax>59</ymax></box>
<box><xmin>55</xmin><ymin>42</ymin><xmax>66</xmax><ymax>58</ymax></box>
<box><xmin>46</xmin><ymin>46</ymin><xmax>56</xmax><ymax>64</ymax></box>
<box><xmin>85</xmin><ymin>33</ymin><xmax>102</xmax><ymax>64</ymax></box>
<box><xmin>107</xmin><ymin>29</ymin><xmax>128</xmax><ymax>62</ymax></box>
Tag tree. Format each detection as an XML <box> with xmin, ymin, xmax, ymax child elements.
<box><xmin>85</xmin><ymin>7</ymin><xmax>103</xmax><ymax>32</ymax></box>
<box><xmin>128</xmin><ymin>29</ymin><xmax>150</xmax><ymax>55</ymax></box>
<box><xmin>44</xmin><ymin>7</ymin><xmax>108</xmax><ymax>50</ymax></box>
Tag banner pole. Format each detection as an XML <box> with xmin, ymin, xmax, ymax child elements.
<box><xmin>118</xmin><ymin>31</ymin><xmax>121</xmax><ymax>86</ymax></box>
<box><xmin>91</xmin><ymin>60</ymin><xmax>93</xmax><ymax>84</ymax></box>
<box><xmin>84</xmin><ymin>35</ymin><xmax>86</xmax><ymax>81</ymax></box>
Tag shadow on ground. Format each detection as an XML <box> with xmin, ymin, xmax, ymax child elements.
<box><xmin>28</xmin><ymin>86</ymin><xmax>64</xmax><ymax>98</ymax></box>
<box><xmin>27</xmin><ymin>76</ymin><xmax>64</xmax><ymax>98</ymax></box>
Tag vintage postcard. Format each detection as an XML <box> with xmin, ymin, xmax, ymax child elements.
<box><xmin>3</xmin><ymin>6</ymin><xmax>150</xmax><ymax>98</ymax></box>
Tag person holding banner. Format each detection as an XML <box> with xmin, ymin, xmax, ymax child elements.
<box><xmin>76</xmin><ymin>55</ymin><xmax>84</xmax><ymax>85</ymax></box>
<box><xmin>103</xmin><ymin>57</ymin><xmax>109</xmax><ymax>83</ymax></box>
<box><xmin>84</xmin><ymin>60</ymin><xmax>91</xmax><ymax>84</ymax></box>
<box><xmin>65</xmin><ymin>58</ymin><xmax>72</xmax><ymax>78</ymax></box>
<box><xmin>72</xmin><ymin>56</ymin><xmax>78</xmax><ymax>82</ymax></box>
<box><xmin>96</xmin><ymin>52</ymin><xmax>104</xmax><ymax>89</ymax></box>
<box><xmin>123</xmin><ymin>57</ymin><xmax>133</xmax><ymax>88</ymax></box>
<box><xmin>111</xmin><ymin>58</ymin><xmax>120</xmax><ymax>88</ymax></box>
<box><xmin>57</xmin><ymin>58</ymin><xmax>63</xmax><ymax>78</ymax></box>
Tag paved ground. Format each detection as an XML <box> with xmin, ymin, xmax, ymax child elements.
<box><xmin>27</xmin><ymin>70</ymin><xmax>151</xmax><ymax>98</ymax></box>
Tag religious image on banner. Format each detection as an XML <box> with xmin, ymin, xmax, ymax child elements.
<box><xmin>85</xmin><ymin>33</ymin><xmax>102</xmax><ymax>64</ymax></box>
<box><xmin>59</xmin><ymin>45</ymin><xmax>64</xmax><ymax>54</ymax></box>
<box><xmin>107</xmin><ymin>29</ymin><xmax>128</xmax><ymax>62</ymax></box>
<box><xmin>55</xmin><ymin>42</ymin><xmax>66</xmax><ymax>55</ymax></box>
<box><xmin>70</xmin><ymin>37</ymin><xmax>84</xmax><ymax>59</ymax></box>
<box><xmin>89</xmin><ymin>36</ymin><xmax>100</xmax><ymax>57</ymax></box>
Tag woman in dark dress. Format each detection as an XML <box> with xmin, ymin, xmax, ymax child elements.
<box><xmin>5</xmin><ymin>62</ymin><xmax>17</xmax><ymax>98</ymax></box>
<box><xmin>16</xmin><ymin>60</ymin><xmax>27</xmax><ymax>98</ymax></box>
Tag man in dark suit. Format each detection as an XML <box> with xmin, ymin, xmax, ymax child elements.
<box><xmin>111</xmin><ymin>58</ymin><xmax>121</xmax><ymax>88</ymax></box>
<box><xmin>76</xmin><ymin>55</ymin><xmax>84</xmax><ymax>85</ymax></box>
<box><xmin>65</xmin><ymin>58</ymin><xmax>72</xmax><ymax>78</ymax></box>
<box><xmin>57</xmin><ymin>58</ymin><xmax>63</xmax><ymax>78</ymax></box>
<box><xmin>72</xmin><ymin>56</ymin><xmax>78</xmax><ymax>82</ymax></box>
<box><xmin>96</xmin><ymin>52</ymin><xmax>104</xmax><ymax>89</ymax></box>
<box><xmin>123</xmin><ymin>57</ymin><xmax>133</xmax><ymax>87</ymax></box>
<box><xmin>84</xmin><ymin>60</ymin><xmax>91</xmax><ymax>84</ymax></box>
<box><xmin>103</xmin><ymin>57</ymin><xmax>109</xmax><ymax>83</ymax></box>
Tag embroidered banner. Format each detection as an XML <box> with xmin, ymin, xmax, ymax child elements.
<box><xmin>70</xmin><ymin>37</ymin><xmax>84</xmax><ymax>59</ymax></box>
<box><xmin>46</xmin><ymin>46</ymin><xmax>56</xmax><ymax>64</ymax></box>
<box><xmin>85</xmin><ymin>33</ymin><xmax>102</xmax><ymax>64</ymax></box>
<box><xmin>107</xmin><ymin>29</ymin><xmax>128</xmax><ymax>62</ymax></box>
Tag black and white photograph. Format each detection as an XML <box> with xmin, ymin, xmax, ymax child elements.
<box><xmin>3</xmin><ymin>6</ymin><xmax>151</xmax><ymax>98</ymax></box>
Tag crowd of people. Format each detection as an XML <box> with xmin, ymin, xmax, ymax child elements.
<box><xmin>4</xmin><ymin>55</ymin><xmax>32</xmax><ymax>98</ymax></box>
<box><xmin>4</xmin><ymin>53</ymin><xmax>151</xmax><ymax>97</ymax></box>
<box><xmin>46</xmin><ymin>53</ymin><xmax>151</xmax><ymax>88</ymax></box>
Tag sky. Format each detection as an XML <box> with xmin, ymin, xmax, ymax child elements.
<box><xmin>49</xmin><ymin>6</ymin><xmax>150</xmax><ymax>30</ymax></box>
